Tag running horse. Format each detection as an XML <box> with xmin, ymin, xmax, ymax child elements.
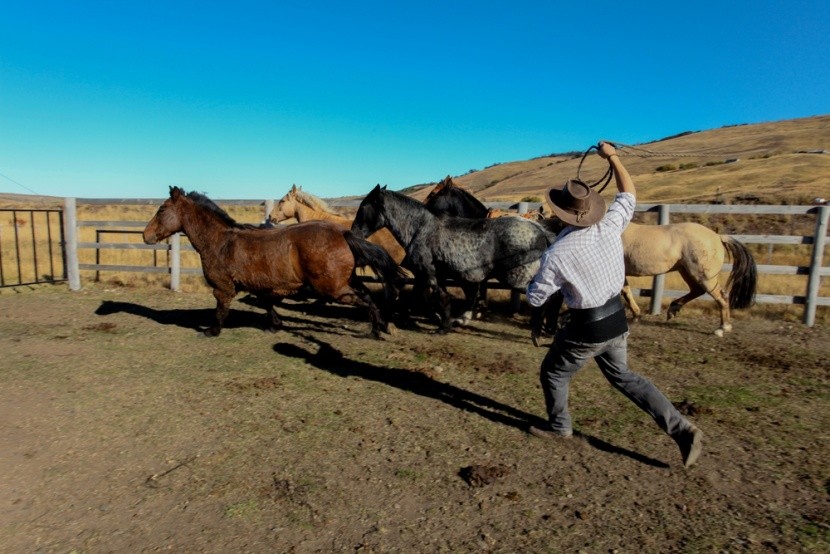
<box><xmin>620</xmin><ymin>221</ymin><xmax>756</xmax><ymax>335</ymax></box>
<box><xmin>273</xmin><ymin>185</ymin><xmax>406</xmax><ymax>265</ymax></box>
<box><xmin>352</xmin><ymin>185</ymin><xmax>555</xmax><ymax>333</ymax></box>
<box><xmin>143</xmin><ymin>187</ymin><xmax>404</xmax><ymax>338</ymax></box>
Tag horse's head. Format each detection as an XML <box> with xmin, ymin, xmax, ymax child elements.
<box><xmin>424</xmin><ymin>175</ymin><xmax>454</xmax><ymax>205</ymax></box>
<box><xmin>425</xmin><ymin>178</ymin><xmax>488</xmax><ymax>219</ymax></box>
<box><xmin>273</xmin><ymin>184</ymin><xmax>300</xmax><ymax>223</ymax></box>
<box><xmin>143</xmin><ymin>186</ymin><xmax>186</xmax><ymax>244</ymax></box>
<box><xmin>352</xmin><ymin>184</ymin><xmax>388</xmax><ymax>237</ymax></box>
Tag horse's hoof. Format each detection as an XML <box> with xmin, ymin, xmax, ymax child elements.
<box><xmin>531</xmin><ymin>334</ymin><xmax>541</xmax><ymax>347</ymax></box>
<box><xmin>203</xmin><ymin>327</ymin><xmax>221</xmax><ymax>337</ymax></box>
<box><xmin>714</xmin><ymin>328</ymin><xmax>724</xmax><ymax>338</ymax></box>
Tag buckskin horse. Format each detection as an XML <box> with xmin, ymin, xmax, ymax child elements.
<box><xmin>352</xmin><ymin>184</ymin><xmax>554</xmax><ymax>333</ymax></box>
<box><xmin>143</xmin><ymin>186</ymin><xmax>404</xmax><ymax>338</ymax></box>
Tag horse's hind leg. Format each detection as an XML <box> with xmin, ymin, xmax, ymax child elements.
<box><xmin>666</xmin><ymin>270</ymin><xmax>706</xmax><ymax>322</ymax></box>
<box><xmin>453</xmin><ymin>282</ymin><xmax>481</xmax><ymax>327</ymax></box>
<box><xmin>333</xmin><ymin>286</ymin><xmax>388</xmax><ymax>339</ymax></box>
<box><xmin>672</xmin><ymin>271</ymin><xmax>731</xmax><ymax>336</ymax></box>
<box><xmin>621</xmin><ymin>279</ymin><xmax>641</xmax><ymax>322</ymax></box>
<box><xmin>260</xmin><ymin>294</ymin><xmax>284</xmax><ymax>333</ymax></box>
<box><xmin>710</xmin><ymin>285</ymin><xmax>731</xmax><ymax>336</ymax></box>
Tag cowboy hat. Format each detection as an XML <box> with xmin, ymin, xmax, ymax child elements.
<box><xmin>546</xmin><ymin>179</ymin><xmax>607</xmax><ymax>227</ymax></box>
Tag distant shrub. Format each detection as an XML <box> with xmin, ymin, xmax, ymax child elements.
<box><xmin>678</xmin><ymin>163</ymin><xmax>699</xmax><ymax>170</ymax></box>
<box><xmin>655</xmin><ymin>164</ymin><xmax>676</xmax><ymax>172</ymax></box>
<box><xmin>521</xmin><ymin>196</ymin><xmax>542</xmax><ymax>203</ymax></box>
<box><xmin>704</xmin><ymin>161</ymin><xmax>725</xmax><ymax>167</ymax></box>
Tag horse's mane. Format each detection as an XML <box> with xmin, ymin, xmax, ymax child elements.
<box><xmin>383</xmin><ymin>188</ymin><xmax>428</xmax><ymax>210</ymax></box>
<box><xmin>294</xmin><ymin>189</ymin><xmax>337</xmax><ymax>214</ymax></box>
<box><xmin>186</xmin><ymin>191</ymin><xmax>248</xmax><ymax>229</ymax></box>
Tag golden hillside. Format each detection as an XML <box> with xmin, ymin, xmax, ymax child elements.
<box><xmin>407</xmin><ymin>114</ymin><xmax>830</xmax><ymax>206</ymax></box>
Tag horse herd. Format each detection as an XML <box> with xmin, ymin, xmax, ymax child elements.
<box><xmin>142</xmin><ymin>178</ymin><xmax>757</xmax><ymax>342</ymax></box>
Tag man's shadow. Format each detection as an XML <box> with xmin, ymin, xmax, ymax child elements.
<box><xmin>275</xmin><ymin>335</ymin><xmax>669</xmax><ymax>468</ymax></box>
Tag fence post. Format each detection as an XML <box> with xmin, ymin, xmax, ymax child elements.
<box><xmin>649</xmin><ymin>204</ymin><xmax>670</xmax><ymax>315</ymax></box>
<box><xmin>517</xmin><ymin>201</ymin><xmax>529</xmax><ymax>215</ymax></box>
<box><xmin>170</xmin><ymin>233</ymin><xmax>181</xmax><ymax>291</ymax></box>
<box><xmin>63</xmin><ymin>198</ymin><xmax>81</xmax><ymax>291</ymax></box>
<box><xmin>804</xmin><ymin>205</ymin><xmax>828</xmax><ymax>326</ymax></box>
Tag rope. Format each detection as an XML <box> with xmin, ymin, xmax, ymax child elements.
<box><xmin>576</xmin><ymin>136</ymin><xmax>778</xmax><ymax>192</ymax></box>
<box><xmin>575</xmin><ymin>145</ymin><xmax>614</xmax><ymax>192</ymax></box>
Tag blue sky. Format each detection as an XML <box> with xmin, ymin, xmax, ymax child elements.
<box><xmin>1</xmin><ymin>1</ymin><xmax>827</xmax><ymax>199</ymax></box>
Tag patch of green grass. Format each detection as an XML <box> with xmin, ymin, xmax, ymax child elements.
<box><xmin>225</xmin><ymin>498</ymin><xmax>260</xmax><ymax>520</ymax></box>
<box><xmin>394</xmin><ymin>468</ymin><xmax>421</xmax><ymax>481</ymax></box>
<box><xmin>685</xmin><ymin>384</ymin><xmax>767</xmax><ymax>410</ymax></box>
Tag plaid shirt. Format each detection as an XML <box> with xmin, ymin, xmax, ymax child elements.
<box><xmin>527</xmin><ymin>192</ymin><xmax>635</xmax><ymax>309</ymax></box>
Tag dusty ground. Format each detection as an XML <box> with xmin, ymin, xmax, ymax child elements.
<box><xmin>0</xmin><ymin>284</ymin><xmax>828</xmax><ymax>553</ymax></box>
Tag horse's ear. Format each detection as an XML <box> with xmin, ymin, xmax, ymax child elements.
<box><xmin>291</xmin><ymin>184</ymin><xmax>298</xmax><ymax>193</ymax></box>
<box><xmin>381</xmin><ymin>185</ymin><xmax>387</xmax><ymax>190</ymax></box>
<box><xmin>169</xmin><ymin>186</ymin><xmax>183</xmax><ymax>199</ymax></box>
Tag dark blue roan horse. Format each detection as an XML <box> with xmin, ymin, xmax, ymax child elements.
<box><xmin>422</xmin><ymin>177</ymin><xmax>565</xmax><ymax>342</ymax></box>
<box><xmin>352</xmin><ymin>184</ymin><xmax>555</xmax><ymax>333</ymax></box>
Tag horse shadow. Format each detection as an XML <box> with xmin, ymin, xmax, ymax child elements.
<box><xmin>274</xmin><ymin>335</ymin><xmax>669</xmax><ymax>468</ymax></box>
<box><xmin>94</xmin><ymin>299</ymin><xmax>382</xmax><ymax>338</ymax></box>
<box><xmin>95</xmin><ymin>300</ymin><xmax>264</xmax><ymax>331</ymax></box>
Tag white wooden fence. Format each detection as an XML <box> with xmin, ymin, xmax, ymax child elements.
<box><xmin>62</xmin><ymin>198</ymin><xmax>829</xmax><ymax>326</ymax></box>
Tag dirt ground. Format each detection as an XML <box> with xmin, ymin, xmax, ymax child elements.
<box><xmin>0</xmin><ymin>284</ymin><xmax>828</xmax><ymax>553</ymax></box>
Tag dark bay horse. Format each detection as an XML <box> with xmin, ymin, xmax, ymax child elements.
<box><xmin>424</xmin><ymin>176</ymin><xmax>490</xmax><ymax>218</ymax></box>
<box><xmin>352</xmin><ymin>185</ymin><xmax>554</xmax><ymax>333</ymax></box>
<box><xmin>143</xmin><ymin>187</ymin><xmax>404</xmax><ymax>338</ymax></box>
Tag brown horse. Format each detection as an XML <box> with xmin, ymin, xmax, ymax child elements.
<box><xmin>621</xmin><ymin>222</ymin><xmax>757</xmax><ymax>335</ymax></box>
<box><xmin>272</xmin><ymin>185</ymin><xmax>407</xmax><ymax>265</ymax></box>
<box><xmin>143</xmin><ymin>186</ymin><xmax>404</xmax><ymax>338</ymax></box>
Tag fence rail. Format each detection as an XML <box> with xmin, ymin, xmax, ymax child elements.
<box><xmin>59</xmin><ymin>198</ymin><xmax>830</xmax><ymax>326</ymax></box>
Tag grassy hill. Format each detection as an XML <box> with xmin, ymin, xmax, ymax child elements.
<box><xmin>407</xmin><ymin>114</ymin><xmax>830</xmax><ymax>206</ymax></box>
<box><xmin>1</xmin><ymin>114</ymin><xmax>828</xmax><ymax>210</ymax></box>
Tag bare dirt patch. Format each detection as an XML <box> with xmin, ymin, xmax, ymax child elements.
<box><xmin>0</xmin><ymin>285</ymin><xmax>828</xmax><ymax>552</ymax></box>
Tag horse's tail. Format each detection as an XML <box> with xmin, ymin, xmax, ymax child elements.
<box><xmin>343</xmin><ymin>230</ymin><xmax>408</xmax><ymax>310</ymax></box>
<box><xmin>722</xmin><ymin>236</ymin><xmax>757</xmax><ymax>310</ymax></box>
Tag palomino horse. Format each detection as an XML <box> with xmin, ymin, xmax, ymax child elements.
<box><xmin>621</xmin><ymin>221</ymin><xmax>756</xmax><ymax>335</ymax></box>
<box><xmin>273</xmin><ymin>185</ymin><xmax>406</xmax><ymax>265</ymax></box>
<box><xmin>143</xmin><ymin>187</ymin><xmax>404</xmax><ymax>338</ymax></box>
<box><xmin>352</xmin><ymin>185</ymin><xmax>554</xmax><ymax>333</ymax></box>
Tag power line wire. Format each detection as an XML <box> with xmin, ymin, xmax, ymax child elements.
<box><xmin>0</xmin><ymin>170</ymin><xmax>40</xmax><ymax>195</ymax></box>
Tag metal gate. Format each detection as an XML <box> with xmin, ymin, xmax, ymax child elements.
<box><xmin>0</xmin><ymin>208</ymin><xmax>66</xmax><ymax>287</ymax></box>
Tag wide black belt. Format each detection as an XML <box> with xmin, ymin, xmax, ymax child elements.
<box><xmin>567</xmin><ymin>295</ymin><xmax>624</xmax><ymax>324</ymax></box>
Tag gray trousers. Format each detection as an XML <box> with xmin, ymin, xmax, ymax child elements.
<box><xmin>540</xmin><ymin>330</ymin><xmax>690</xmax><ymax>436</ymax></box>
